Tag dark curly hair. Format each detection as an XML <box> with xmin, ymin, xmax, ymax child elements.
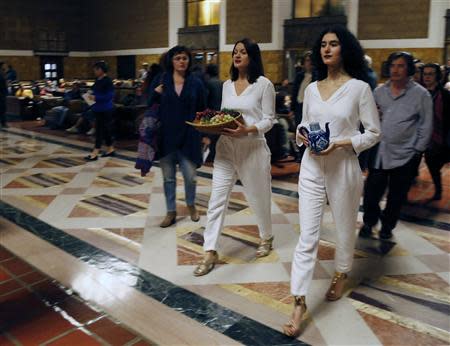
<box><xmin>230</xmin><ymin>38</ymin><xmax>264</xmax><ymax>84</ymax></box>
<box><xmin>311</xmin><ymin>25</ymin><xmax>369</xmax><ymax>83</ymax></box>
<box><xmin>164</xmin><ymin>45</ymin><xmax>192</xmax><ymax>75</ymax></box>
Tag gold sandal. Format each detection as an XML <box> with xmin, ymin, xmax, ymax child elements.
<box><xmin>326</xmin><ymin>272</ymin><xmax>348</xmax><ymax>301</ymax></box>
<box><xmin>256</xmin><ymin>236</ymin><xmax>274</xmax><ymax>258</ymax></box>
<box><xmin>193</xmin><ymin>251</ymin><xmax>218</xmax><ymax>276</ymax></box>
<box><xmin>283</xmin><ymin>296</ymin><xmax>307</xmax><ymax>338</ymax></box>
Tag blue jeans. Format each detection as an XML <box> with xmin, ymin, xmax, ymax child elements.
<box><xmin>159</xmin><ymin>151</ymin><xmax>197</xmax><ymax>212</ymax></box>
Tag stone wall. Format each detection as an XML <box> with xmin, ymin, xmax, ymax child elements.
<box><xmin>219</xmin><ymin>52</ymin><xmax>233</xmax><ymax>81</ymax></box>
<box><xmin>63</xmin><ymin>57</ymin><xmax>94</xmax><ymax>80</ymax></box>
<box><xmin>358</xmin><ymin>0</ymin><xmax>430</xmax><ymax>40</ymax></box>
<box><xmin>262</xmin><ymin>51</ymin><xmax>284</xmax><ymax>84</ymax></box>
<box><xmin>64</xmin><ymin>56</ymin><xmax>118</xmax><ymax>80</ymax></box>
<box><xmin>0</xmin><ymin>0</ymin><xmax>86</xmax><ymax>51</ymax></box>
<box><xmin>0</xmin><ymin>0</ymin><xmax>168</xmax><ymax>52</ymax></box>
<box><xmin>0</xmin><ymin>56</ymin><xmax>40</xmax><ymax>81</ymax></box>
<box><xmin>226</xmin><ymin>0</ymin><xmax>272</xmax><ymax>44</ymax></box>
<box><xmin>83</xmin><ymin>0</ymin><xmax>168</xmax><ymax>51</ymax></box>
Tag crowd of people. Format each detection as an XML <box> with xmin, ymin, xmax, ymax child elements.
<box><xmin>0</xmin><ymin>24</ymin><xmax>448</xmax><ymax>338</ymax></box>
<box><xmin>132</xmin><ymin>27</ymin><xmax>448</xmax><ymax>339</ymax></box>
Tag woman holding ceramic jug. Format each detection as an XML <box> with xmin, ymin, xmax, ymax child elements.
<box><xmin>283</xmin><ymin>25</ymin><xmax>381</xmax><ymax>337</ymax></box>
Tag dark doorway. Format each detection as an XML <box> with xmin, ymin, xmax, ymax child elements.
<box><xmin>117</xmin><ymin>55</ymin><xmax>136</xmax><ymax>79</ymax></box>
<box><xmin>40</xmin><ymin>56</ymin><xmax>64</xmax><ymax>80</ymax></box>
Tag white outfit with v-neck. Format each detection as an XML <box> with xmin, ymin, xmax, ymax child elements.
<box><xmin>291</xmin><ymin>79</ymin><xmax>380</xmax><ymax>295</ymax></box>
<box><xmin>203</xmin><ymin>76</ymin><xmax>276</xmax><ymax>251</ymax></box>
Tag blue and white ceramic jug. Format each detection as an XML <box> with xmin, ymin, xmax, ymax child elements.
<box><xmin>299</xmin><ymin>122</ymin><xmax>330</xmax><ymax>153</ymax></box>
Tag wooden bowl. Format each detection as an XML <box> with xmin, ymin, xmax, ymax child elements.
<box><xmin>186</xmin><ymin>113</ymin><xmax>243</xmax><ymax>135</ymax></box>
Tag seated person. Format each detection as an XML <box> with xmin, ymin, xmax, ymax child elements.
<box><xmin>43</xmin><ymin>83</ymin><xmax>85</xmax><ymax>130</ymax></box>
<box><xmin>66</xmin><ymin>108</ymin><xmax>95</xmax><ymax>135</ymax></box>
<box><xmin>58</xmin><ymin>78</ymin><xmax>66</xmax><ymax>89</ymax></box>
<box><xmin>15</xmin><ymin>86</ymin><xmax>34</xmax><ymax>99</ymax></box>
<box><xmin>63</xmin><ymin>82</ymin><xmax>82</xmax><ymax>102</ymax></box>
<box><xmin>40</xmin><ymin>80</ymin><xmax>56</xmax><ymax>95</ymax></box>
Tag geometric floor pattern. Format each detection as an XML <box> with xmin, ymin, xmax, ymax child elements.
<box><xmin>0</xmin><ymin>129</ymin><xmax>449</xmax><ymax>345</ymax></box>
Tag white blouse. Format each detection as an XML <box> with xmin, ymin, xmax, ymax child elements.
<box><xmin>298</xmin><ymin>79</ymin><xmax>381</xmax><ymax>155</ymax></box>
<box><xmin>221</xmin><ymin>76</ymin><xmax>276</xmax><ymax>137</ymax></box>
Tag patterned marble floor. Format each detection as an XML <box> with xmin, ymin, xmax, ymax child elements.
<box><xmin>0</xmin><ymin>127</ymin><xmax>449</xmax><ymax>346</ymax></box>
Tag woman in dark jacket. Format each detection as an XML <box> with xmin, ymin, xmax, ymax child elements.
<box><xmin>149</xmin><ymin>46</ymin><xmax>206</xmax><ymax>227</ymax></box>
<box><xmin>85</xmin><ymin>61</ymin><xmax>115</xmax><ymax>161</ymax></box>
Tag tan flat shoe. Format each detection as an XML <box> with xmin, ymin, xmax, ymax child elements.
<box><xmin>256</xmin><ymin>236</ymin><xmax>274</xmax><ymax>258</ymax></box>
<box><xmin>283</xmin><ymin>296</ymin><xmax>307</xmax><ymax>338</ymax></box>
<box><xmin>326</xmin><ymin>272</ymin><xmax>348</xmax><ymax>301</ymax></box>
<box><xmin>193</xmin><ymin>251</ymin><xmax>218</xmax><ymax>276</ymax></box>
<box><xmin>160</xmin><ymin>212</ymin><xmax>176</xmax><ymax>228</ymax></box>
<box><xmin>187</xmin><ymin>205</ymin><xmax>200</xmax><ymax>222</ymax></box>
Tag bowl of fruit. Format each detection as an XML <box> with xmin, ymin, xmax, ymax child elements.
<box><xmin>186</xmin><ymin>108</ymin><xmax>243</xmax><ymax>135</ymax></box>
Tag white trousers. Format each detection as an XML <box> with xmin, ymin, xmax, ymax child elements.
<box><xmin>203</xmin><ymin>136</ymin><xmax>273</xmax><ymax>251</ymax></box>
<box><xmin>291</xmin><ymin>148</ymin><xmax>363</xmax><ymax>296</ymax></box>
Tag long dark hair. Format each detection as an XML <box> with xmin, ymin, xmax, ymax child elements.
<box><xmin>164</xmin><ymin>45</ymin><xmax>192</xmax><ymax>75</ymax></box>
<box><xmin>230</xmin><ymin>38</ymin><xmax>264</xmax><ymax>84</ymax></box>
<box><xmin>312</xmin><ymin>25</ymin><xmax>368</xmax><ymax>83</ymax></box>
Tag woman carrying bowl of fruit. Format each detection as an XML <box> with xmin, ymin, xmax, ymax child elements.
<box><xmin>149</xmin><ymin>46</ymin><xmax>206</xmax><ymax>228</ymax></box>
<box><xmin>194</xmin><ymin>38</ymin><xmax>276</xmax><ymax>277</ymax></box>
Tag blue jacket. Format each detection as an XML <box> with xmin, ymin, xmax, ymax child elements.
<box><xmin>149</xmin><ymin>73</ymin><xmax>206</xmax><ymax>167</ymax></box>
<box><xmin>92</xmin><ymin>76</ymin><xmax>114</xmax><ymax>112</ymax></box>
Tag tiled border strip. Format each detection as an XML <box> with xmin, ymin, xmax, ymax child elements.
<box><xmin>2</xmin><ymin>127</ymin><xmax>449</xmax><ymax>231</ymax></box>
<box><xmin>0</xmin><ymin>200</ymin><xmax>306</xmax><ymax>346</ymax></box>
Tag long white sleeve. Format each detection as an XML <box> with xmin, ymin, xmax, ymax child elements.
<box><xmin>350</xmin><ymin>83</ymin><xmax>381</xmax><ymax>155</ymax></box>
<box><xmin>254</xmin><ymin>81</ymin><xmax>276</xmax><ymax>135</ymax></box>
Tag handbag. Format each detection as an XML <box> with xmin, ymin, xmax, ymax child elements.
<box><xmin>135</xmin><ymin>75</ymin><xmax>164</xmax><ymax>176</ymax></box>
<box><xmin>135</xmin><ymin>103</ymin><xmax>161</xmax><ymax>177</ymax></box>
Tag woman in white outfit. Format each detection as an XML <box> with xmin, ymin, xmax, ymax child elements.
<box><xmin>194</xmin><ymin>38</ymin><xmax>276</xmax><ymax>276</ymax></box>
<box><xmin>283</xmin><ymin>25</ymin><xmax>381</xmax><ymax>337</ymax></box>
